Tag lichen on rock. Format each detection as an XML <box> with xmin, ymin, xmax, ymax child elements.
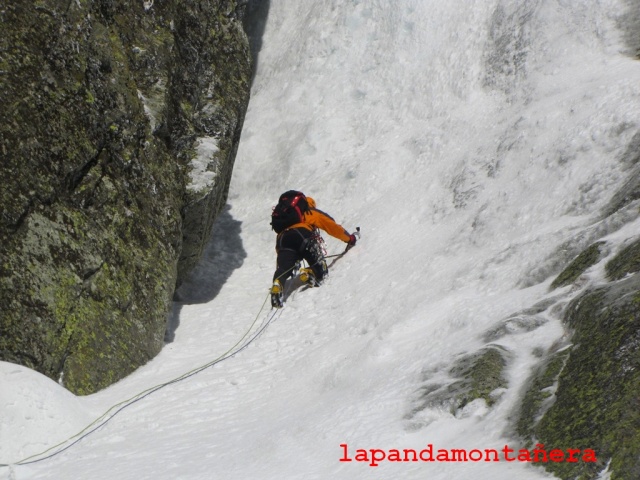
<box><xmin>550</xmin><ymin>241</ymin><xmax>606</xmax><ymax>290</ymax></box>
<box><xmin>409</xmin><ymin>345</ymin><xmax>510</xmax><ymax>419</ymax></box>
<box><xmin>605</xmin><ymin>237</ymin><xmax>640</xmax><ymax>281</ymax></box>
<box><xmin>0</xmin><ymin>0</ymin><xmax>253</xmax><ymax>394</ymax></box>
<box><xmin>515</xmin><ymin>347</ymin><xmax>570</xmax><ymax>444</ymax></box>
<box><xmin>518</xmin><ymin>271</ymin><xmax>640</xmax><ymax>479</ymax></box>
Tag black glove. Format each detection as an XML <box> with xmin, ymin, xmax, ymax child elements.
<box><xmin>345</xmin><ymin>228</ymin><xmax>360</xmax><ymax>252</ymax></box>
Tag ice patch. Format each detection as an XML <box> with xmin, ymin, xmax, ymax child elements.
<box><xmin>188</xmin><ymin>136</ymin><xmax>220</xmax><ymax>192</ymax></box>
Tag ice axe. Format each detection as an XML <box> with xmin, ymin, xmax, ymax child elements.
<box><xmin>345</xmin><ymin>226</ymin><xmax>360</xmax><ymax>252</ymax></box>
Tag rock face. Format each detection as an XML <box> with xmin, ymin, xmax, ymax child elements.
<box><xmin>516</xmin><ymin>159</ymin><xmax>640</xmax><ymax>478</ymax></box>
<box><xmin>407</xmin><ymin>345</ymin><xmax>509</xmax><ymax>421</ymax></box>
<box><xmin>0</xmin><ymin>1</ymin><xmax>252</xmax><ymax>394</ymax></box>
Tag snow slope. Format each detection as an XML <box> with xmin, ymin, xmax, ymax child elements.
<box><xmin>3</xmin><ymin>0</ymin><xmax>640</xmax><ymax>479</ymax></box>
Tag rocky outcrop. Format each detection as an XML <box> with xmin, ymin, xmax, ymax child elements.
<box><xmin>0</xmin><ymin>0</ymin><xmax>252</xmax><ymax>394</ymax></box>
<box><xmin>516</xmin><ymin>155</ymin><xmax>640</xmax><ymax>478</ymax></box>
<box><xmin>408</xmin><ymin>345</ymin><xmax>509</xmax><ymax>421</ymax></box>
<box><xmin>449</xmin><ymin>123</ymin><xmax>640</xmax><ymax>479</ymax></box>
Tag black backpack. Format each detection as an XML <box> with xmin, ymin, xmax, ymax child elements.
<box><xmin>271</xmin><ymin>190</ymin><xmax>310</xmax><ymax>233</ymax></box>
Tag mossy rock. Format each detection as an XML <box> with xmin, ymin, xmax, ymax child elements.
<box><xmin>448</xmin><ymin>345</ymin><xmax>509</xmax><ymax>409</ymax></box>
<box><xmin>605</xmin><ymin>237</ymin><xmax>640</xmax><ymax>281</ymax></box>
<box><xmin>516</xmin><ymin>348</ymin><xmax>570</xmax><ymax>442</ymax></box>
<box><xmin>412</xmin><ymin>345</ymin><xmax>509</xmax><ymax>415</ymax></box>
<box><xmin>550</xmin><ymin>242</ymin><xmax>606</xmax><ymax>290</ymax></box>
<box><xmin>0</xmin><ymin>1</ymin><xmax>252</xmax><ymax>394</ymax></box>
<box><xmin>602</xmin><ymin>165</ymin><xmax>640</xmax><ymax>218</ymax></box>
<box><xmin>529</xmin><ymin>274</ymin><xmax>640</xmax><ymax>479</ymax></box>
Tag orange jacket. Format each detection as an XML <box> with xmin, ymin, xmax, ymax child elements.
<box><xmin>285</xmin><ymin>197</ymin><xmax>351</xmax><ymax>243</ymax></box>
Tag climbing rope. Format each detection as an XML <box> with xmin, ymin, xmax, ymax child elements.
<box><xmin>1</xmin><ymin>232</ymin><xmax>358</xmax><ymax>471</ymax></box>
<box><xmin>1</xmin><ymin>292</ymin><xmax>282</xmax><ymax>469</ymax></box>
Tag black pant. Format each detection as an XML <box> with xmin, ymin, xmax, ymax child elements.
<box><xmin>273</xmin><ymin>228</ymin><xmax>326</xmax><ymax>283</ymax></box>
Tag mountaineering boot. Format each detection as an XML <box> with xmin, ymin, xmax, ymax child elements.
<box><xmin>299</xmin><ymin>268</ymin><xmax>319</xmax><ymax>287</ymax></box>
<box><xmin>271</xmin><ymin>280</ymin><xmax>284</xmax><ymax>308</ymax></box>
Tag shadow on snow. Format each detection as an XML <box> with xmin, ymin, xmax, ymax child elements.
<box><xmin>165</xmin><ymin>205</ymin><xmax>247</xmax><ymax>342</ymax></box>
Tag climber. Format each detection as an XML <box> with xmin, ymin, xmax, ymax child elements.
<box><xmin>269</xmin><ymin>190</ymin><xmax>357</xmax><ymax>308</ymax></box>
